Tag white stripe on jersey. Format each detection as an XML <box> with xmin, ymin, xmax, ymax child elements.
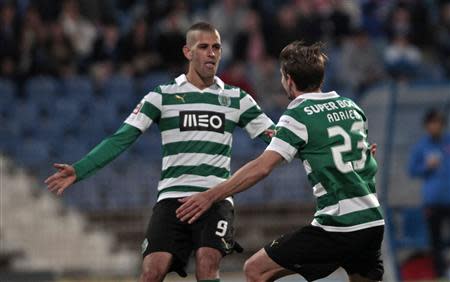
<box><xmin>266</xmin><ymin>137</ymin><xmax>298</xmax><ymax>163</ymax></box>
<box><xmin>277</xmin><ymin>115</ymin><xmax>308</xmax><ymax>143</ymax></box>
<box><xmin>244</xmin><ymin>113</ymin><xmax>274</xmax><ymax>139</ymax></box>
<box><xmin>160</xmin><ymin>83</ymin><xmax>241</xmax><ymax>97</ymax></box>
<box><xmin>314</xmin><ymin>193</ymin><xmax>380</xmax><ymax>217</ymax></box>
<box><xmin>143</xmin><ymin>91</ymin><xmax>162</xmax><ymax>110</ymax></box>
<box><xmin>124</xmin><ymin>113</ymin><xmax>153</xmax><ymax>132</ymax></box>
<box><xmin>162</xmin><ymin>153</ymin><xmax>230</xmax><ymax>171</ymax></box>
<box><xmin>158</xmin><ymin>191</ymin><xmax>234</xmax><ymax>205</ymax></box>
<box><xmin>158</xmin><ymin>174</ymin><xmax>227</xmax><ymax>191</ymax></box>
<box><xmin>239</xmin><ymin>94</ymin><xmax>259</xmax><ymax>113</ymax></box>
<box><xmin>311</xmin><ymin>219</ymin><xmax>385</xmax><ymax>232</ymax></box>
<box><xmin>161</xmin><ymin>128</ymin><xmax>232</xmax><ymax>145</ymax></box>
<box><xmin>312</xmin><ymin>182</ymin><xmax>327</xmax><ymax>197</ymax></box>
<box><xmin>303</xmin><ymin>160</ymin><xmax>312</xmax><ymax>175</ymax></box>
<box><xmin>161</xmin><ymin>103</ymin><xmax>239</xmax><ymax>121</ymax></box>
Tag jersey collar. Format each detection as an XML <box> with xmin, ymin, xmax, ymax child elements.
<box><xmin>299</xmin><ymin>91</ymin><xmax>339</xmax><ymax>100</ymax></box>
<box><xmin>175</xmin><ymin>74</ymin><xmax>225</xmax><ymax>90</ymax></box>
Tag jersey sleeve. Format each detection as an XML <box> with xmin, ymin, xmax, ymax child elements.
<box><xmin>237</xmin><ymin>90</ymin><xmax>274</xmax><ymax>139</ymax></box>
<box><xmin>124</xmin><ymin>89</ymin><xmax>162</xmax><ymax>132</ymax></box>
<box><xmin>73</xmin><ymin>123</ymin><xmax>142</xmax><ymax>181</ymax></box>
<box><xmin>265</xmin><ymin>111</ymin><xmax>308</xmax><ymax>163</ymax></box>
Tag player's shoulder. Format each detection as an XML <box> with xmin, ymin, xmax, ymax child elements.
<box><xmin>222</xmin><ymin>84</ymin><xmax>250</xmax><ymax>99</ymax></box>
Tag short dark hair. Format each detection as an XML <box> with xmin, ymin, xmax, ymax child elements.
<box><xmin>187</xmin><ymin>22</ymin><xmax>217</xmax><ymax>34</ymax></box>
<box><xmin>423</xmin><ymin>108</ymin><xmax>446</xmax><ymax>125</ymax></box>
<box><xmin>279</xmin><ymin>41</ymin><xmax>327</xmax><ymax>92</ymax></box>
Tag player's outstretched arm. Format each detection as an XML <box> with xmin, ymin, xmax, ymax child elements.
<box><xmin>45</xmin><ymin>163</ymin><xmax>77</xmax><ymax>195</ymax></box>
<box><xmin>176</xmin><ymin>150</ymin><xmax>284</xmax><ymax>223</ymax></box>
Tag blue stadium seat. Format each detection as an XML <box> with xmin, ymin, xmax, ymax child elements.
<box><xmin>139</xmin><ymin>71</ymin><xmax>171</xmax><ymax>94</ymax></box>
<box><xmin>102</xmin><ymin>74</ymin><xmax>135</xmax><ymax>108</ymax></box>
<box><xmin>14</xmin><ymin>139</ymin><xmax>51</xmax><ymax>169</ymax></box>
<box><xmin>24</xmin><ymin>76</ymin><xmax>59</xmax><ymax>107</ymax></box>
<box><xmin>231</xmin><ymin>128</ymin><xmax>259</xmax><ymax>159</ymax></box>
<box><xmin>61</xmin><ymin>76</ymin><xmax>94</xmax><ymax>103</ymax></box>
<box><xmin>0</xmin><ymin>79</ymin><xmax>16</xmax><ymax>112</ymax></box>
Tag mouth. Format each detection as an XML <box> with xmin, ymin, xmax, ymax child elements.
<box><xmin>205</xmin><ymin>61</ymin><xmax>216</xmax><ymax>69</ymax></box>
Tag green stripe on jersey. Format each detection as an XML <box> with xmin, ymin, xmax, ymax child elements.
<box><xmin>239</xmin><ymin>106</ymin><xmax>264</xmax><ymax>127</ymax></box>
<box><xmin>274</xmin><ymin>127</ymin><xmax>306</xmax><ymax>148</ymax></box>
<box><xmin>141</xmin><ymin>101</ymin><xmax>161</xmax><ymax>122</ymax></box>
<box><xmin>161</xmin><ymin>164</ymin><xmax>230</xmax><ymax>179</ymax></box>
<box><xmin>159</xmin><ymin>116</ymin><xmax>237</xmax><ymax>132</ymax></box>
<box><xmin>316</xmin><ymin>182</ymin><xmax>376</xmax><ymax>210</ymax></box>
<box><xmin>163</xmin><ymin>141</ymin><xmax>231</xmax><ymax>157</ymax></box>
<box><xmin>314</xmin><ymin>207</ymin><xmax>383</xmax><ymax>227</ymax></box>
<box><xmin>162</xmin><ymin>91</ymin><xmax>240</xmax><ymax>109</ymax></box>
<box><xmin>157</xmin><ymin>185</ymin><xmax>208</xmax><ymax>197</ymax></box>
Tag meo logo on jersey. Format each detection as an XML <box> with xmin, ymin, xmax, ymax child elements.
<box><xmin>179</xmin><ymin>111</ymin><xmax>225</xmax><ymax>133</ymax></box>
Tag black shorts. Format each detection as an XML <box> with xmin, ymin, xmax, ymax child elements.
<box><xmin>142</xmin><ymin>198</ymin><xmax>238</xmax><ymax>277</ymax></box>
<box><xmin>264</xmin><ymin>225</ymin><xmax>384</xmax><ymax>282</ymax></box>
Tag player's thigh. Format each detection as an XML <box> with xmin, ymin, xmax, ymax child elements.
<box><xmin>245</xmin><ymin>248</ymin><xmax>295</xmax><ymax>281</ymax></box>
<box><xmin>191</xmin><ymin>200</ymin><xmax>236</xmax><ymax>256</ymax></box>
<box><xmin>142</xmin><ymin>252</ymin><xmax>173</xmax><ymax>274</ymax></box>
<box><xmin>341</xmin><ymin>226</ymin><xmax>384</xmax><ymax>281</ymax></box>
<box><xmin>264</xmin><ymin>226</ymin><xmax>341</xmax><ymax>281</ymax></box>
<box><xmin>142</xmin><ymin>199</ymin><xmax>192</xmax><ymax>276</ymax></box>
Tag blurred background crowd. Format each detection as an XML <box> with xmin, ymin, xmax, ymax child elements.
<box><xmin>1</xmin><ymin>0</ymin><xmax>450</xmax><ymax>104</ymax></box>
<box><xmin>1</xmin><ymin>0</ymin><xmax>449</xmax><ymax>281</ymax></box>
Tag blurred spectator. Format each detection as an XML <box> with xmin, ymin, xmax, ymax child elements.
<box><xmin>250</xmin><ymin>56</ymin><xmax>286</xmax><ymax>113</ymax></box>
<box><xmin>339</xmin><ymin>28</ymin><xmax>384</xmax><ymax>99</ymax></box>
<box><xmin>384</xmin><ymin>34</ymin><xmax>422</xmax><ymax>80</ymax></box>
<box><xmin>435</xmin><ymin>1</ymin><xmax>450</xmax><ymax>78</ymax></box>
<box><xmin>118</xmin><ymin>17</ymin><xmax>160</xmax><ymax>77</ymax></box>
<box><xmin>156</xmin><ymin>3</ymin><xmax>188</xmax><ymax>75</ymax></box>
<box><xmin>320</xmin><ymin>0</ymin><xmax>353</xmax><ymax>46</ymax></box>
<box><xmin>265</xmin><ymin>3</ymin><xmax>299</xmax><ymax>58</ymax></box>
<box><xmin>220</xmin><ymin>60</ymin><xmax>255</xmax><ymax>96</ymax></box>
<box><xmin>209</xmin><ymin>0</ymin><xmax>249</xmax><ymax>61</ymax></box>
<box><xmin>232</xmin><ymin>9</ymin><xmax>266</xmax><ymax>63</ymax></box>
<box><xmin>408</xmin><ymin>109</ymin><xmax>450</xmax><ymax>278</ymax></box>
<box><xmin>59</xmin><ymin>0</ymin><xmax>96</xmax><ymax>58</ymax></box>
<box><xmin>46</xmin><ymin>22</ymin><xmax>76</xmax><ymax>77</ymax></box>
<box><xmin>17</xmin><ymin>5</ymin><xmax>44</xmax><ymax>77</ymax></box>
<box><xmin>295</xmin><ymin>0</ymin><xmax>323</xmax><ymax>45</ymax></box>
<box><xmin>386</xmin><ymin>5</ymin><xmax>413</xmax><ymax>41</ymax></box>
<box><xmin>88</xmin><ymin>18</ymin><xmax>121</xmax><ymax>84</ymax></box>
<box><xmin>0</xmin><ymin>2</ymin><xmax>19</xmax><ymax>78</ymax></box>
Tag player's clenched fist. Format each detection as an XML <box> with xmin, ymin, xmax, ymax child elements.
<box><xmin>45</xmin><ymin>163</ymin><xmax>77</xmax><ymax>196</ymax></box>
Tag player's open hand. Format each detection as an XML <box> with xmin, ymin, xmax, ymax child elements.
<box><xmin>370</xmin><ymin>143</ymin><xmax>377</xmax><ymax>156</ymax></box>
<box><xmin>176</xmin><ymin>192</ymin><xmax>213</xmax><ymax>224</ymax></box>
<box><xmin>44</xmin><ymin>163</ymin><xmax>76</xmax><ymax>196</ymax></box>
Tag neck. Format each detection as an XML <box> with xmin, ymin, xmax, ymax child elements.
<box><xmin>292</xmin><ymin>88</ymin><xmax>321</xmax><ymax>99</ymax></box>
<box><xmin>186</xmin><ymin>68</ymin><xmax>214</xmax><ymax>90</ymax></box>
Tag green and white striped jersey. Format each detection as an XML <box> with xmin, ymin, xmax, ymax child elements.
<box><xmin>266</xmin><ymin>91</ymin><xmax>384</xmax><ymax>232</ymax></box>
<box><xmin>125</xmin><ymin>74</ymin><xmax>274</xmax><ymax>202</ymax></box>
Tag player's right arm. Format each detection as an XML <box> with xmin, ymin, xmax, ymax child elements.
<box><xmin>45</xmin><ymin>90</ymin><xmax>162</xmax><ymax>195</ymax></box>
<box><xmin>45</xmin><ymin>124</ymin><xmax>142</xmax><ymax>195</ymax></box>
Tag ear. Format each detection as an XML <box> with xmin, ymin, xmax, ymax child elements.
<box><xmin>183</xmin><ymin>45</ymin><xmax>192</xmax><ymax>61</ymax></box>
<box><xmin>286</xmin><ymin>74</ymin><xmax>298</xmax><ymax>92</ymax></box>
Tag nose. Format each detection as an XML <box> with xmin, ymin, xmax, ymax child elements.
<box><xmin>207</xmin><ymin>47</ymin><xmax>215</xmax><ymax>58</ymax></box>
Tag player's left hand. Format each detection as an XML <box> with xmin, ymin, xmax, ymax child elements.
<box><xmin>370</xmin><ymin>143</ymin><xmax>377</xmax><ymax>156</ymax></box>
<box><xmin>176</xmin><ymin>192</ymin><xmax>213</xmax><ymax>224</ymax></box>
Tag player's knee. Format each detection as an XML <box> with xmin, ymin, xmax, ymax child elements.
<box><xmin>243</xmin><ymin>258</ymin><xmax>261</xmax><ymax>281</ymax></box>
<box><xmin>196</xmin><ymin>248</ymin><xmax>221</xmax><ymax>277</ymax></box>
<box><xmin>196</xmin><ymin>254</ymin><xmax>220</xmax><ymax>275</ymax></box>
<box><xmin>141</xmin><ymin>268</ymin><xmax>165</xmax><ymax>282</ymax></box>
<box><xmin>141</xmin><ymin>259</ymin><xmax>167</xmax><ymax>282</ymax></box>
